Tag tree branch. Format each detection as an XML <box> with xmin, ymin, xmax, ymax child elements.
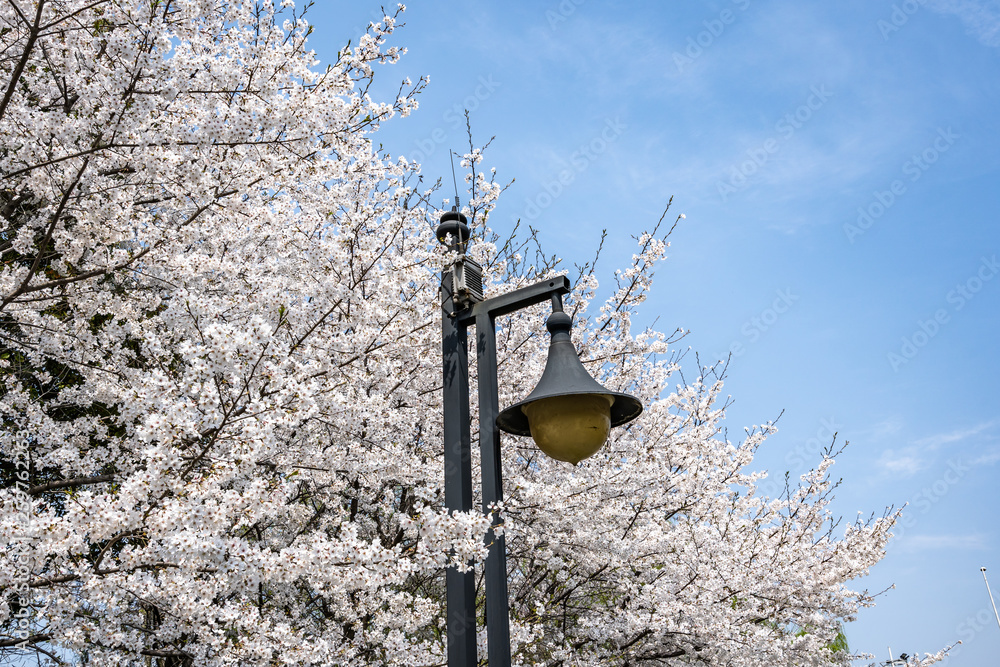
<box><xmin>28</xmin><ymin>474</ymin><xmax>114</xmax><ymax>495</ymax></box>
<box><xmin>0</xmin><ymin>0</ymin><xmax>46</xmax><ymax>124</ymax></box>
<box><xmin>0</xmin><ymin>633</ymin><xmax>51</xmax><ymax>648</ymax></box>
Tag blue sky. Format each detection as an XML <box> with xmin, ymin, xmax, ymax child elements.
<box><xmin>312</xmin><ymin>1</ymin><xmax>1000</xmax><ymax>663</ymax></box>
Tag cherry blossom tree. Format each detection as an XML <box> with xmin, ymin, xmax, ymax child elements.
<box><xmin>0</xmin><ymin>2</ymin><xmax>946</xmax><ymax>665</ymax></box>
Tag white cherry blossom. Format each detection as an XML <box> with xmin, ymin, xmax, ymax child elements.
<box><xmin>0</xmin><ymin>2</ymin><xmax>945</xmax><ymax>666</ymax></box>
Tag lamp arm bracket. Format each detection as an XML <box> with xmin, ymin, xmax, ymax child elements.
<box><xmin>457</xmin><ymin>275</ymin><xmax>571</xmax><ymax>325</ymax></box>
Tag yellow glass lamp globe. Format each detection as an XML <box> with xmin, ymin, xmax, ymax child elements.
<box><xmin>521</xmin><ymin>394</ymin><xmax>615</xmax><ymax>464</ymax></box>
<box><xmin>496</xmin><ymin>309</ymin><xmax>642</xmax><ymax>464</ymax></box>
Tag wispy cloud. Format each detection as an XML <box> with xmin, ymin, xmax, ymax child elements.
<box><xmin>974</xmin><ymin>448</ymin><xmax>1000</xmax><ymax>466</ymax></box>
<box><xmin>898</xmin><ymin>533</ymin><xmax>988</xmax><ymax>551</ymax></box>
<box><xmin>913</xmin><ymin>421</ymin><xmax>997</xmax><ymax>449</ymax></box>
<box><xmin>929</xmin><ymin>0</ymin><xmax>1000</xmax><ymax>47</ymax></box>
<box><xmin>877</xmin><ymin>448</ymin><xmax>926</xmax><ymax>476</ymax></box>
<box><xmin>863</xmin><ymin>416</ymin><xmax>906</xmax><ymax>442</ymax></box>
<box><xmin>868</xmin><ymin>417</ymin><xmax>1000</xmax><ymax>477</ymax></box>
<box><xmin>872</xmin><ymin>421</ymin><xmax>996</xmax><ymax>476</ymax></box>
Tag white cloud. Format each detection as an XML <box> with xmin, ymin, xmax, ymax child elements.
<box><xmin>913</xmin><ymin>421</ymin><xmax>997</xmax><ymax>449</ymax></box>
<box><xmin>898</xmin><ymin>533</ymin><xmax>988</xmax><ymax>551</ymax></box>
<box><xmin>929</xmin><ymin>0</ymin><xmax>1000</xmax><ymax>47</ymax></box>
<box><xmin>865</xmin><ymin>416</ymin><xmax>906</xmax><ymax>442</ymax></box>
<box><xmin>974</xmin><ymin>448</ymin><xmax>1000</xmax><ymax>466</ymax></box>
<box><xmin>872</xmin><ymin>422</ymin><xmax>996</xmax><ymax>478</ymax></box>
<box><xmin>877</xmin><ymin>448</ymin><xmax>926</xmax><ymax>476</ymax></box>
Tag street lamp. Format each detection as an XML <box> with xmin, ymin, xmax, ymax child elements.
<box><xmin>496</xmin><ymin>305</ymin><xmax>643</xmax><ymax>464</ymax></box>
<box><xmin>982</xmin><ymin>567</ymin><xmax>1000</xmax><ymax>634</ymax></box>
<box><xmin>437</xmin><ymin>207</ymin><xmax>643</xmax><ymax>667</ymax></box>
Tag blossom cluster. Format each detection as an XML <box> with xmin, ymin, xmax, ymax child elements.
<box><xmin>0</xmin><ymin>2</ymin><xmax>942</xmax><ymax>666</ymax></box>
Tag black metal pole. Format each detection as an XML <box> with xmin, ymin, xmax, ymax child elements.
<box><xmin>441</xmin><ymin>259</ymin><xmax>571</xmax><ymax>665</ymax></box>
<box><xmin>476</xmin><ymin>311</ymin><xmax>511</xmax><ymax>667</ymax></box>
<box><xmin>442</xmin><ymin>267</ymin><xmax>477</xmax><ymax>667</ymax></box>
<box><xmin>460</xmin><ymin>277</ymin><xmax>570</xmax><ymax>666</ymax></box>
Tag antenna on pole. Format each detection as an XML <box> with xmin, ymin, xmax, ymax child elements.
<box><xmin>449</xmin><ymin>150</ymin><xmax>461</xmax><ymax>210</ymax></box>
<box><xmin>983</xmin><ymin>567</ymin><xmax>1000</xmax><ymax>634</ymax></box>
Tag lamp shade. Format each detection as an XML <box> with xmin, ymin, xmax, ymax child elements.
<box><xmin>496</xmin><ymin>309</ymin><xmax>643</xmax><ymax>464</ymax></box>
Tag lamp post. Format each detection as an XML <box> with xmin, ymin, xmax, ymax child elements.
<box><xmin>437</xmin><ymin>207</ymin><xmax>643</xmax><ymax>666</ymax></box>
<box><xmin>983</xmin><ymin>567</ymin><xmax>1000</xmax><ymax>634</ymax></box>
